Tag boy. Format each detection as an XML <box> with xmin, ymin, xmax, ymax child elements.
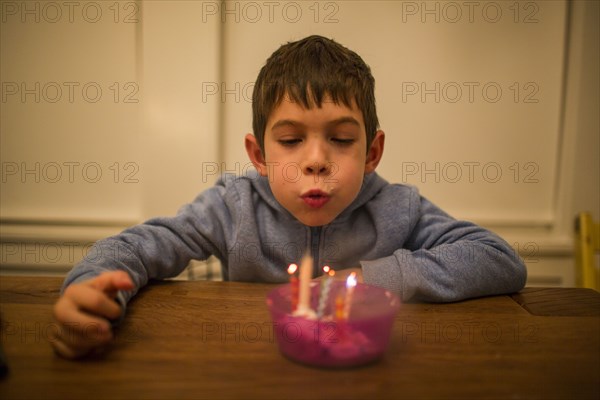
<box><xmin>52</xmin><ymin>35</ymin><xmax>526</xmax><ymax>358</ymax></box>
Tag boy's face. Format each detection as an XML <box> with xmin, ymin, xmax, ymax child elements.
<box><xmin>246</xmin><ymin>94</ymin><xmax>384</xmax><ymax>227</ymax></box>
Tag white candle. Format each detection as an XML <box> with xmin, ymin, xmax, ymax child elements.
<box><xmin>343</xmin><ymin>272</ymin><xmax>357</xmax><ymax>319</ymax></box>
<box><xmin>294</xmin><ymin>253</ymin><xmax>316</xmax><ymax>318</ymax></box>
<box><xmin>288</xmin><ymin>263</ymin><xmax>299</xmax><ymax>312</ymax></box>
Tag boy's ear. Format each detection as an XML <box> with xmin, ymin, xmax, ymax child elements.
<box><xmin>364</xmin><ymin>130</ymin><xmax>385</xmax><ymax>174</ymax></box>
<box><xmin>245</xmin><ymin>133</ymin><xmax>268</xmax><ymax>176</ymax></box>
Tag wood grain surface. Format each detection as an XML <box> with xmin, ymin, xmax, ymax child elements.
<box><xmin>0</xmin><ymin>277</ymin><xmax>598</xmax><ymax>399</ymax></box>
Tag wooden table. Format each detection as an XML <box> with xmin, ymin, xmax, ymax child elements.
<box><xmin>0</xmin><ymin>277</ymin><xmax>598</xmax><ymax>399</ymax></box>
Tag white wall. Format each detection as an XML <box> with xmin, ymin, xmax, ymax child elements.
<box><xmin>0</xmin><ymin>0</ymin><xmax>220</xmax><ymax>274</ymax></box>
<box><xmin>1</xmin><ymin>0</ymin><xmax>598</xmax><ymax>286</ymax></box>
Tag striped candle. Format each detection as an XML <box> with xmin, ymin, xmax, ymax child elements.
<box><xmin>316</xmin><ymin>267</ymin><xmax>335</xmax><ymax>319</ymax></box>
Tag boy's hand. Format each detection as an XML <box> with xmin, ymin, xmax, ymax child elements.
<box><xmin>51</xmin><ymin>270</ymin><xmax>134</xmax><ymax>359</ymax></box>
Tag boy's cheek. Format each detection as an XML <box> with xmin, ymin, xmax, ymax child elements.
<box><xmin>262</xmin><ymin>161</ymin><xmax>283</xmax><ymax>178</ymax></box>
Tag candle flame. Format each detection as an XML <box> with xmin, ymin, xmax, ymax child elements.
<box><xmin>328</xmin><ymin>270</ymin><xmax>336</xmax><ymax>277</ymax></box>
<box><xmin>323</xmin><ymin>265</ymin><xmax>330</xmax><ymax>274</ymax></box>
<box><xmin>287</xmin><ymin>263</ymin><xmax>298</xmax><ymax>274</ymax></box>
<box><xmin>346</xmin><ymin>272</ymin><xmax>357</xmax><ymax>288</ymax></box>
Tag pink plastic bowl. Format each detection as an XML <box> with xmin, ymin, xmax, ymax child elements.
<box><xmin>266</xmin><ymin>281</ymin><xmax>401</xmax><ymax>368</ymax></box>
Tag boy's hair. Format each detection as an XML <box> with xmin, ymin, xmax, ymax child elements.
<box><xmin>252</xmin><ymin>35</ymin><xmax>379</xmax><ymax>153</ymax></box>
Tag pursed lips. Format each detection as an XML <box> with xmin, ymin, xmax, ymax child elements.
<box><xmin>300</xmin><ymin>189</ymin><xmax>331</xmax><ymax>208</ymax></box>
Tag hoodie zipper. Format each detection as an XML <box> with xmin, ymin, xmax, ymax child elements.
<box><xmin>310</xmin><ymin>226</ymin><xmax>322</xmax><ymax>277</ymax></box>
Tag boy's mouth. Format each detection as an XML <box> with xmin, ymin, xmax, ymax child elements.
<box><xmin>301</xmin><ymin>190</ymin><xmax>331</xmax><ymax>209</ymax></box>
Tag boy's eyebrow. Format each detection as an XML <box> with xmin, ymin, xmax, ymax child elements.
<box><xmin>326</xmin><ymin>116</ymin><xmax>361</xmax><ymax>128</ymax></box>
<box><xmin>271</xmin><ymin>119</ymin><xmax>302</xmax><ymax>130</ymax></box>
<box><xmin>271</xmin><ymin>116</ymin><xmax>361</xmax><ymax>131</ymax></box>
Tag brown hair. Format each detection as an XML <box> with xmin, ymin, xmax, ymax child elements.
<box><xmin>252</xmin><ymin>35</ymin><xmax>379</xmax><ymax>153</ymax></box>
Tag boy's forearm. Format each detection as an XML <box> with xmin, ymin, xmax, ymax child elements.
<box><xmin>62</xmin><ymin>238</ymin><xmax>146</xmax><ymax>304</ymax></box>
<box><xmin>63</xmin><ymin>215</ymin><xmax>224</xmax><ymax>305</ymax></box>
<box><xmin>362</xmin><ymin>193</ymin><xmax>527</xmax><ymax>303</ymax></box>
<box><xmin>361</xmin><ymin>240</ymin><xmax>526</xmax><ymax>303</ymax></box>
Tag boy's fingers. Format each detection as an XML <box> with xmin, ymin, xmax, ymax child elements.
<box><xmin>52</xmin><ymin>300</ymin><xmax>113</xmax><ymax>360</ymax></box>
<box><xmin>51</xmin><ymin>337</ymin><xmax>102</xmax><ymax>360</ymax></box>
<box><xmin>50</xmin><ymin>336</ymin><xmax>86</xmax><ymax>359</ymax></box>
<box><xmin>51</xmin><ymin>273</ymin><xmax>129</xmax><ymax>359</ymax></box>
<box><xmin>50</xmin><ymin>324</ymin><xmax>113</xmax><ymax>359</ymax></box>
<box><xmin>54</xmin><ymin>295</ymin><xmax>113</xmax><ymax>333</ymax></box>
<box><xmin>89</xmin><ymin>271</ymin><xmax>134</xmax><ymax>294</ymax></box>
<box><xmin>64</xmin><ymin>285</ymin><xmax>122</xmax><ymax>320</ymax></box>
<box><xmin>51</xmin><ymin>321</ymin><xmax>113</xmax><ymax>347</ymax></box>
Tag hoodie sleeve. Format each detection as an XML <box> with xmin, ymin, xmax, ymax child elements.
<box><xmin>61</xmin><ymin>179</ymin><xmax>238</xmax><ymax>304</ymax></box>
<box><xmin>361</xmin><ymin>195</ymin><xmax>527</xmax><ymax>302</ymax></box>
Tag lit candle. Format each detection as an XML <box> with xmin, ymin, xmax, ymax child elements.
<box><xmin>294</xmin><ymin>253</ymin><xmax>316</xmax><ymax>318</ymax></box>
<box><xmin>287</xmin><ymin>263</ymin><xmax>299</xmax><ymax>312</ymax></box>
<box><xmin>316</xmin><ymin>266</ymin><xmax>335</xmax><ymax>319</ymax></box>
<box><xmin>343</xmin><ymin>272</ymin><xmax>357</xmax><ymax>319</ymax></box>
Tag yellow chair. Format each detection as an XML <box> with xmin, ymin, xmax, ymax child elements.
<box><xmin>574</xmin><ymin>212</ymin><xmax>600</xmax><ymax>291</ymax></box>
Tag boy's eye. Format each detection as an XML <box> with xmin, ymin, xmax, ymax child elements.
<box><xmin>331</xmin><ymin>138</ymin><xmax>355</xmax><ymax>145</ymax></box>
<box><xmin>278</xmin><ymin>138</ymin><xmax>302</xmax><ymax>146</ymax></box>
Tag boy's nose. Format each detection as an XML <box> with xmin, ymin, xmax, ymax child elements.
<box><xmin>302</xmin><ymin>141</ymin><xmax>332</xmax><ymax>176</ymax></box>
<box><xmin>305</xmin><ymin>162</ymin><xmax>331</xmax><ymax>175</ymax></box>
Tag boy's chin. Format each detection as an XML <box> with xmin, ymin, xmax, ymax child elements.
<box><xmin>294</xmin><ymin>213</ymin><xmax>337</xmax><ymax>227</ymax></box>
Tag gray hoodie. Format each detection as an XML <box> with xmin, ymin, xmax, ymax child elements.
<box><xmin>62</xmin><ymin>172</ymin><xmax>526</xmax><ymax>303</ymax></box>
